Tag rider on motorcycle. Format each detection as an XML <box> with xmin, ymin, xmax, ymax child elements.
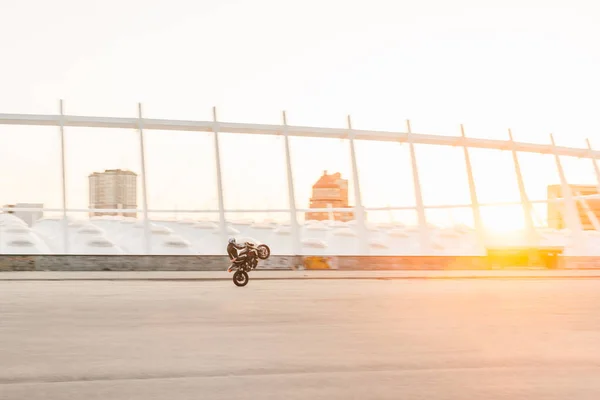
<box><xmin>227</xmin><ymin>237</ymin><xmax>247</xmax><ymax>266</ymax></box>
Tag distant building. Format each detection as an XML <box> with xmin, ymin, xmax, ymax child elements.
<box><xmin>547</xmin><ymin>184</ymin><xmax>600</xmax><ymax>230</ymax></box>
<box><xmin>305</xmin><ymin>171</ymin><xmax>354</xmax><ymax>222</ymax></box>
<box><xmin>1</xmin><ymin>203</ymin><xmax>44</xmax><ymax>226</ymax></box>
<box><xmin>89</xmin><ymin>169</ymin><xmax>138</xmax><ymax>218</ymax></box>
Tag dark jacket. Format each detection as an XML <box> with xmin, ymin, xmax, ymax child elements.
<box><xmin>227</xmin><ymin>242</ymin><xmax>245</xmax><ymax>259</ymax></box>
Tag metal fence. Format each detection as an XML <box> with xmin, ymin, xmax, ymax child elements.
<box><xmin>1</xmin><ymin>101</ymin><xmax>600</xmax><ymax>255</ymax></box>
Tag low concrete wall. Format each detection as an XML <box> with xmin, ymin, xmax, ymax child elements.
<box><xmin>560</xmin><ymin>257</ymin><xmax>600</xmax><ymax>269</ymax></box>
<box><xmin>0</xmin><ymin>256</ymin><xmax>37</xmax><ymax>271</ymax></box>
<box><xmin>0</xmin><ymin>255</ymin><xmax>301</xmax><ymax>272</ymax></box>
<box><xmin>2</xmin><ymin>255</ymin><xmax>600</xmax><ymax>272</ymax></box>
<box><xmin>334</xmin><ymin>256</ymin><xmax>489</xmax><ymax>270</ymax></box>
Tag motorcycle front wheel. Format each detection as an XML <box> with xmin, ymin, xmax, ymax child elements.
<box><xmin>233</xmin><ymin>270</ymin><xmax>249</xmax><ymax>287</ymax></box>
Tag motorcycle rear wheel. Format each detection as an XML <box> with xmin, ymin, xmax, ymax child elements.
<box><xmin>257</xmin><ymin>244</ymin><xmax>271</xmax><ymax>260</ymax></box>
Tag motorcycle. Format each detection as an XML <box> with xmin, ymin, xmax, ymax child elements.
<box><xmin>227</xmin><ymin>240</ymin><xmax>271</xmax><ymax>287</ymax></box>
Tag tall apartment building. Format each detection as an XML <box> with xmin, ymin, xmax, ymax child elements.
<box><xmin>547</xmin><ymin>184</ymin><xmax>600</xmax><ymax>230</ymax></box>
<box><xmin>305</xmin><ymin>171</ymin><xmax>355</xmax><ymax>222</ymax></box>
<box><xmin>89</xmin><ymin>169</ymin><xmax>138</xmax><ymax>218</ymax></box>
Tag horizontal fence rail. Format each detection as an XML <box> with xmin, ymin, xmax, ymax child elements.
<box><xmin>2</xmin><ymin>193</ymin><xmax>600</xmax><ymax>214</ymax></box>
<box><xmin>1</xmin><ymin>112</ymin><xmax>600</xmax><ymax>158</ymax></box>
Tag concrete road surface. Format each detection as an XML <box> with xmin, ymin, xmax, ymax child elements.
<box><xmin>5</xmin><ymin>269</ymin><xmax>600</xmax><ymax>281</ymax></box>
<box><xmin>2</xmin><ymin>278</ymin><xmax>600</xmax><ymax>399</ymax></box>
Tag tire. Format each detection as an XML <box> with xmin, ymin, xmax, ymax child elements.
<box><xmin>257</xmin><ymin>244</ymin><xmax>271</xmax><ymax>260</ymax></box>
<box><xmin>233</xmin><ymin>270</ymin><xmax>249</xmax><ymax>287</ymax></box>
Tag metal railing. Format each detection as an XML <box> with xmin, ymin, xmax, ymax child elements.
<box><xmin>1</xmin><ymin>101</ymin><xmax>600</xmax><ymax>255</ymax></box>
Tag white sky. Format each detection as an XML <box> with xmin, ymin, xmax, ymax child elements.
<box><xmin>1</xmin><ymin>0</ymin><xmax>600</xmax><ymax>229</ymax></box>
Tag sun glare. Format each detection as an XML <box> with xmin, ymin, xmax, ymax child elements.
<box><xmin>481</xmin><ymin>206</ymin><xmax>526</xmax><ymax>233</ymax></box>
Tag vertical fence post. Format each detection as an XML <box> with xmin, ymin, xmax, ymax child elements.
<box><xmin>137</xmin><ymin>103</ymin><xmax>151</xmax><ymax>255</ymax></box>
<box><xmin>550</xmin><ymin>133</ymin><xmax>583</xmax><ymax>240</ymax></box>
<box><xmin>347</xmin><ymin>115</ymin><xmax>368</xmax><ymax>254</ymax></box>
<box><xmin>282</xmin><ymin>111</ymin><xmax>300</xmax><ymax>255</ymax></box>
<box><xmin>460</xmin><ymin>124</ymin><xmax>485</xmax><ymax>252</ymax></box>
<box><xmin>508</xmin><ymin>129</ymin><xmax>537</xmax><ymax>247</ymax></box>
<box><xmin>406</xmin><ymin>120</ymin><xmax>430</xmax><ymax>254</ymax></box>
<box><xmin>59</xmin><ymin>100</ymin><xmax>69</xmax><ymax>254</ymax></box>
<box><xmin>212</xmin><ymin>107</ymin><xmax>227</xmax><ymax>245</ymax></box>
<box><xmin>586</xmin><ymin>138</ymin><xmax>600</xmax><ymax>194</ymax></box>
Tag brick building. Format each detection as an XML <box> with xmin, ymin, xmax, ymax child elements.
<box><xmin>305</xmin><ymin>171</ymin><xmax>354</xmax><ymax>222</ymax></box>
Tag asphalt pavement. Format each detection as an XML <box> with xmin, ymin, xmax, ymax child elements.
<box><xmin>2</xmin><ymin>277</ymin><xmax>600</xmax><ymax>399</ymax></box>
<box><xmin>4</xmin><ymin>268</ymin><xmax>600</xmax><ymax>281</ymax></box>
